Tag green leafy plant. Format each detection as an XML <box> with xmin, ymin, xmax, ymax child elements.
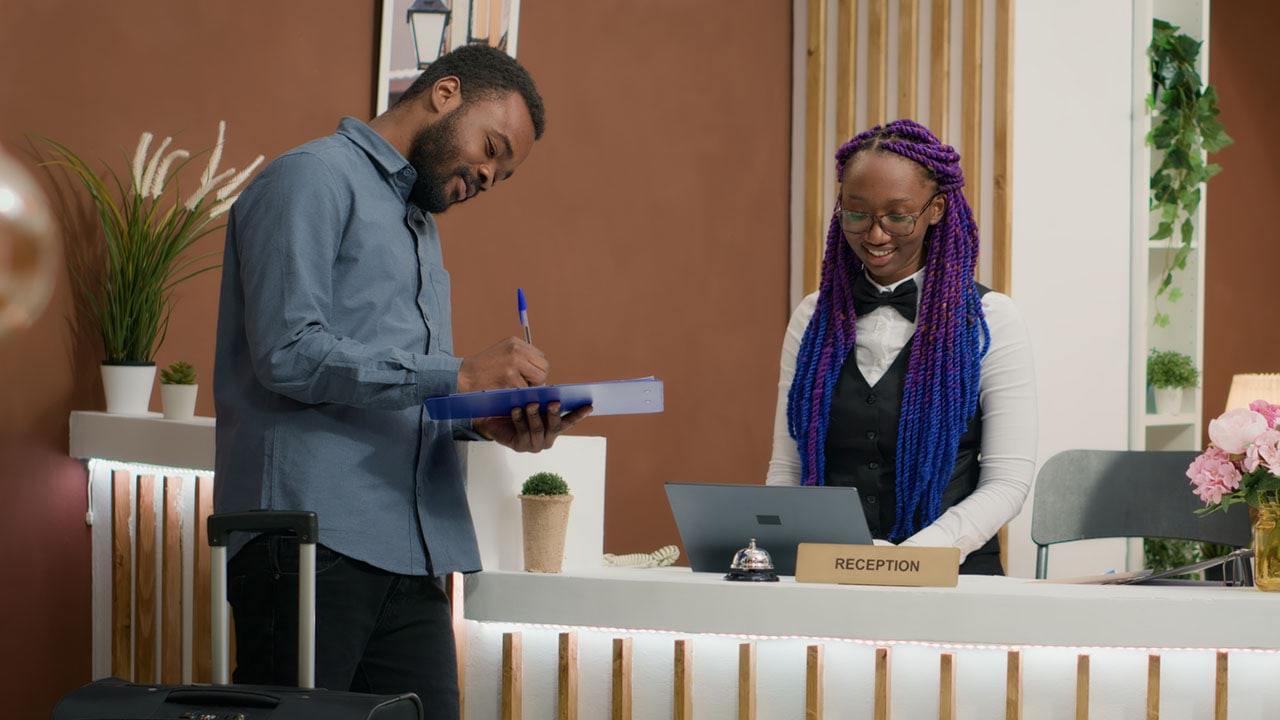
<box><xmin>160</xmin><ymin>360</ymin><xmax>197</xmax><ymax>385</ymax></box>
<box><xmin>42</xmin><ymin>122</ymin><xmax>262</xmax><ymax>362</ymax></box>
<box><xmin>520</xmin><ymin>472</ymin><xmax>569</xmax><ymax>496</ymax></box>
<box><xmin>1146</xmin><ymin>348</ymin><xmax>1198</xmax><ymax>389</ymax></box>
<box><xmin>1147</xmin><ymin>19</ymin><xmax>1233</xmax><ymax>328</ymax></box>
<box><xmin>1144</xmin><ymin>538</ymin><xmax>1203</xmax><ymax>579</ymax></box>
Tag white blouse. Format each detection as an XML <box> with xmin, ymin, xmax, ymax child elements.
<box><xmin>765</xmin><ymin>269</ymin><xmax>1038</xmax><ymax>562</ymax></box>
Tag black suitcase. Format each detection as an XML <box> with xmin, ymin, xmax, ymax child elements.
<box><xmin>53</xmin><ymin>511</ymin><xmax>424</xmax><ymax>720</ymax></box>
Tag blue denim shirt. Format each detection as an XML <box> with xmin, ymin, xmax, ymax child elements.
<box><xmin>213</xmin><ymin>117</ymin><xmax>481</xmax><ymax>576</ymax></box>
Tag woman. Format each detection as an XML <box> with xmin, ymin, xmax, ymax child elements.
<box><xmin>766</xmin><ymin>120</ymin><xmax>1036</xmax><ymax>574</ymax></box>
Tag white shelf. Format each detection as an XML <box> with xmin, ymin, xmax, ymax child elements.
<box><xmin>69</xmin><ymin>410</ymin><xmax>216</xmax><ymax>471</ymax></box>
<box><xmin>1147</xmin><ymin>242</ymin><xmax>1199</xmax><ymax>251</ymax></box>
<box><xmin>1144</xmin><ymin>412</ymin><xmax>1198</xmax><ymax>427</ymax></box>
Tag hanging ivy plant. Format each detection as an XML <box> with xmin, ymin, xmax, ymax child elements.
<box><xmin>1147</xmin><ymin>18</ymin><xmax>1233</xmax><ymax>327</ymax></box>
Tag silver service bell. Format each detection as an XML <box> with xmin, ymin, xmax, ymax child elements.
<box><xmin>724</xmin><ymin>538</ymin><xmax>780</xmax><ymax>582</ymax></box>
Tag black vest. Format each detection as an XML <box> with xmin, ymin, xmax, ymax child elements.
<box><xmin>823</xmin><ymin>288</ymin><xmax>1002</xmax><ymax>575</ymax></box>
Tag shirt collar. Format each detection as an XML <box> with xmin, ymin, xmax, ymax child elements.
<box><xmin>867</xmin><ymin>267</ymin><xmax>926</xmax><ymax>293</ymax></box>
<box><xmin>336</xmin><ymin>116</ymin><xmax>412</xmax><ymax>179</ymax></box>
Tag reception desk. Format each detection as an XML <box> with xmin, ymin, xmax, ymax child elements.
<box><xmin>457</xmin><ymin>568</ymin><xmax>1280</xmax><ymax>719</ymax></box>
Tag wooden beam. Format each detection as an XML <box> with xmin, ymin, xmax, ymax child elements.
<box><xmin>674</xmin><ymin>639</ymin><xmax>693</xmax><ymax>720</ymax></box>
<box><xmin>448</xmin><ymin>572</ymin><xmax>467</xmax><ymax>718</ymax></box>
<box><xmin>502</xmin><ymin>632</ymin><xmax>522</xmax><ymax>720</ymax></box>
<box><xmin>1076</xmin><ymin>654</ymin><xmax>1090</xmax><ymax>720</ymax></box>
<box><xmin>612</xmin><ymin>638</ymin><xmax>633</xmax><ymax>720</ymax></box>
<box><xmin>929</xmin><ymin>0</ymin><xmax>951</xmax><ymax>142</ymax></box>
<box><xmin>161</xmin><ymin>476</ymin><xmax>183</xmax><ymax>684</ymax></box>
<box><xmin>939</xmin><ymin>653</ymin><xmax>956</xmax><ymax>720</ymax></box>
<box><xmin>806</xmin><ymin>644</ymin><xmax>824</xmax><ymax>719</ymax></box>
<box><xmin>898</xmin><ymin>0</ymin><xmax>920</xmax><ymax>119</ymax></box>
<box><xmin>837</xmin><ymin>0</ymin><xmax>859</xmax><ymax>142</ymax></box>
<box><xmin>960</xmin><ymin>0</ymin><xmax>983</xmax><ymax>224</ymax></box>
<box><xmin>738</xmin><ymin>643</ymin><xmax>757</xmax><ymax>720</ymax></box>
<box><xmin>803</xmin><ymin>0</ymin><xmax>829</xmax><ymax>295</ymax></box>
<box><xmin>874</xmin><ymin>647</ymin><xmax>892</xmax><ymax>720</ymax></box>
<box><xmin>1006</xmin><ymin>650</ymin><xmax>1022</xmax><ymax>720</ymax></box>
<box><xmin>559</xmin><ymin>632</ymin><xmax>579</xmax><ymax>720</ymax></box>
<box><xmin>134</xmin><ymin>475</ymin><xmax>156</xmax><ymax>684</ymax></box>
<box><xmin>1146</xmin><ymin>654</ymin><xmax>1161</xmax><ymax>720</ymax></box>
<box><xmin>1214</xmin><ymin>651</ymin><xmax>1228</xmax><ymax>720</ymax></box>
<box><xmin>111</xmin><ymin>470</ymin><xmax>132</xmax><ymax>680</ymax></box>
<box><xmin>992</xmin><ymin>0</ymin><xmax>1014</xmax><ymax>294</ymax></box>
<box><xmin>867</xmin><ymin>0</ymin><xmax>889</xmax><ymax>126</ymax></box>
<box><xmin>192</xmin><ymin>476</ymin><xmax>214</xmax><ymax>683</ymax></box>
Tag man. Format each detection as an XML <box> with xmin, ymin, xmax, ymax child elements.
<box><xmin>213</xmin><ymin>45</ymin><xmax>588</xmax><ymax>717</ymax></box>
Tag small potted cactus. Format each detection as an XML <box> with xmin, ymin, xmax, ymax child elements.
<box><xmin>519</xmin><ymin>472</ymin><xmax>573</xmax><ymax>573</ymax></box>
<box><xmin>159</xmin><ymin>360</ymin><xmax>199</xmax><ymax>420</ymax></box>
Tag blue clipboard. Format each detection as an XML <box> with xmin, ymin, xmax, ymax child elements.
<box><xmin>423</xmin><ymin>377</ymin><xmax>664</xmax><ymax>420</ymax></box>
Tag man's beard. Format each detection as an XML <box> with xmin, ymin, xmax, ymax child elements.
<box><xmin>406</xmin><ymin>107</ymin><xmax>476</xmax><ymax>214</ymax></box>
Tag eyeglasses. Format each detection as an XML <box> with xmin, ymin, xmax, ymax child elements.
<box><xmin>839</xmin><ymin>192</ymin><xmax>942</xmax><ymax>237</ymax></box>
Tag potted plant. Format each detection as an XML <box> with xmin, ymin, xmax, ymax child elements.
<box><xmin>1147</xmin><ymin>348</ymin><xmax>1198</xmax><ymax>415</ymax></box>
<box><xmin>1187</xmin><ymin>401</ymin><xmax>1280</xmax><ymax>591</ymax></box>
<box><xmin>43</xmin><ymin>122</ymin><xmax>262</xmax><ymax>414</ymax></box>
<box><xmin>159</xmin><ymin>360</ymin><xmax>199</xmax><ymax>421</ymax></box>
<box><xmin>519</xmin><ymin>472</ymin><xmax>573</xmax><ymax>573</ymax></box>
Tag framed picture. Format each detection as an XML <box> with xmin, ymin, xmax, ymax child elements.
<box><xmin>376</xmin><ymin>0</ymin><xmax>523</xmax><ymax>115</ymax></box>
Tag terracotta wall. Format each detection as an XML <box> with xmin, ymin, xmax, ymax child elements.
<box><xmin>1203</xmin><ymin>2</ymin><xmax>1280</xmax><ymax>429</ymax></box>
<box><xmin>0</xmin><ymin>1</ymin><xmax>791</xmax><ymax>713</ymax></box>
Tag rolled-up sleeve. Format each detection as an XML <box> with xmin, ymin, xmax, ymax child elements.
<box><xmin>232</xmin><ymin>152</ymin><xmax>460</xmax><ymax>409</ymax></box>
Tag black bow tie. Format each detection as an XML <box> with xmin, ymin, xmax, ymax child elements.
<box><xmin>852</xmin><ymin>274</ymin><xmax>918</xmax><ymax>322</ymax></box>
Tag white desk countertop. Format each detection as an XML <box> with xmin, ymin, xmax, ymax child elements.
<box><xmin>464</xmin><ymin>567</ymin><xmax>1280</xmax><ymax>650</ymax></box>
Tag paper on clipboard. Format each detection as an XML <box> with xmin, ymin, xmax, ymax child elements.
<box><xmin>424</xmin><ymin>377</ymin><xmax>664</xmax><ymax>420</ymax></box>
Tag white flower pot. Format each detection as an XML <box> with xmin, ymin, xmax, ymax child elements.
<box><xmin>161</xmin><ymin>383</ymin><xmax>198</xmax><ymax>420</ymax></box>
<box><xmin>101</xmin><ymin>362</ymin><xmax>156</xmax><ymax>415</ymax></box>
<box><xmin>1154</xmin><ymin>386</ymin><xmax>1184</xmax><ymax>416</ymax></box>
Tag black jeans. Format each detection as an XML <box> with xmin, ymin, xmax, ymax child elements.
<box><xmin>228</xmin><ymin>536</ymin><xmax>459</xmax><ymax>720</ymax></box>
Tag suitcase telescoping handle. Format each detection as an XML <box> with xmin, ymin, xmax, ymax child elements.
<box><xmin>207</xmin><ymin>511</ymin><xmax>320</xmax><ymax>689</ymax></box>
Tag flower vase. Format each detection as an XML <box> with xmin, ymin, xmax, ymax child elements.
<box><xmin>1253</xmin><ymin>502</ymin><xmax>1280</xmax><ymax>591</ymax></box>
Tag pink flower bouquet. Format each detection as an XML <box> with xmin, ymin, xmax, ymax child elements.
<box><xmin>1188</xmin><ymin>401</ymin><xmax>1280</xmax><ymax>513</ymax></box>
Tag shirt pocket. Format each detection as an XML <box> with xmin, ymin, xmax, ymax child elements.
<box><xmin>427</xmin><ymin>265</ymin><xmax>453</xmax><ymax>355</ymax></box>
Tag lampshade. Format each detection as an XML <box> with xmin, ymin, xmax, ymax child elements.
<box><xmin>0</xmin><ymin>144</ymin><xmax>59</xmax><ymax>340</ymax></box>
<box><xmin>1224</xmin><ymin>373</ymin><xmax>1280</xmax><ymax>413</ymax></box>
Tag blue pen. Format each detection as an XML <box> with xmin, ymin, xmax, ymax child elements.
<box><xmin>517</xmin><ymin>288</ymin><xmax>532</xmax><ymax>344</ymax></box>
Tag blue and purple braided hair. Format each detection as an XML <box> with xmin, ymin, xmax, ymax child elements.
<box><xmin>785</xmin><ymin>119</ymin><xmax>991</xmax><ymax>541</ymax></box>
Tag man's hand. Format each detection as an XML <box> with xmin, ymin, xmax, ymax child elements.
<box><xmin>458</xmin><ymin>337</ymin><xmax>548</xmax><ymax>393</ymax></box>
<box><xmin>474</xmin><ymin>402</ymin><xmax>593</xmax><ymax>453</ymax></box>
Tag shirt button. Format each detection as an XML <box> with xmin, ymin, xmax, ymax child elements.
<box><xmin>865</xmin><ymin>394</ymin><xmax>877</xmax><ymax>405</ymax></box>
<box><xmin>867</xmin><ymin>495</ymin><xmax>878</xmax><ymax>504</ymax></box>
<box><xmin>866</xmin><ymin>430</ymin><xmax>877</xmax><ymax>440</ymax></box>
<box><xmin>869</xmin><ymin>461</ymin><xmax>880</xmax><ymax>470</ymax></box>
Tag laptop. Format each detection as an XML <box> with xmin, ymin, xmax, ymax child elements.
<box><xmin>665</xmin><ymin>483</ymin><xmax>874</xmax><ymax>576</ymax></box>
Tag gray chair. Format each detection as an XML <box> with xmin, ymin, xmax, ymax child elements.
<box><xmin>1032</xmin><ymin>449</ymin><xmax>1251</xmax><ymax>578</ymax></box>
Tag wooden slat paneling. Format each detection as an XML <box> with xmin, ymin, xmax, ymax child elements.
<box><xmin>612</xmin><ymin>638</ymin><xmax>633</xmax><ymax>720</ymax></box>
<box><xmin>898</xmin><ymin>0</ymin><xmax>919</xmax><ymax>119</ymax></box>
<box><xmin>929</xmin><ymin>0</ymin><xmax>951</xmax><ymax>141</ymax></box>
<box><xmin>448</xmin><ymin>571</ymin><xmax>467</xmax><ymax>718</ymax></box>
<box><xmin>161</xmin><ymin>476</ymin><xmax>183</xmax><ymax>684</ymax></box>
<box><xmin>837</xmin><ymin>0</ymin><xmax>859</xmax><ymax>142</ymax></box>
<box><xmin>502</xmin><ymin>632</ymin><xmax>522</xmax><ymax>720</ymax></box>
<box><xmin>1147</xmin><ymin>654</ymin><xmax>1161</xmax><ymax>720</ymax></box>
<box><xmin>192</xmin><ymin>476</ymin><xmax>214</xmax><ymax>683</ymax></box>
<box><xmin>134</xmin><ymin>474</ymin><xmax>157</xmax><ymax>684</ymax></box>
<box><xmin>803</xmin><ymin>0</ymin><xmax>829</xmax><ymax>295</ymax></box>
<box><xmin>939</xmin><ymin>653</ymin><xmax>956</xmax><ymax>720</ymax></box>
<box><xmin>674</xmin><ymin>639</ymin><xmax>693</xmax><ymax>720</ymax></box>
<box><xmin>874</xmin><ymin>646</ymin><xmax>892</xmax><ymax>720</ymax></box>
<box><xmin>558</xmin><ymin>632</ymin><xmax>578</xmax><ymax>720</ymax></box>
<box><xmin>738</xmin><ymin>643</ymin><xmax>756</xmax><ymax>720</ymax></box>
<box><xmin>960</xmin><ymin>0</ymin><xmax>983</xmax><ymax>223</ymax></box>
<box><xmin>1076</xmin><ymin>654</ymin><xmax>1090</xmax><ymax>720</ymax></box>
<box><xmin>806</xmin><ymin>644</ymin><xmax>824</xmax><ymax>720</ymax></box>
<box><xmin>866</xmin><ymin>0</ymin><xmax>889</xmax><ymax>126</ymax></box>
<box><xmin>992</xmin><ymin>0</ymin><xmax>1014</xmax><ymax>294</ymax></box>
<box><xmin>1006</xmin><ymin>650</ymin><xmax>1022</xmax><ymax>720</ymax></box>
<box><xmin>111</xmin><ymin>470</ymin><xmax>132</xmax><ymax>680</ymax></box>
<box><xmin>1215</xmin><ymin>651</ymin><xmax>1228</xmax><ymax>720</ymax></box>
